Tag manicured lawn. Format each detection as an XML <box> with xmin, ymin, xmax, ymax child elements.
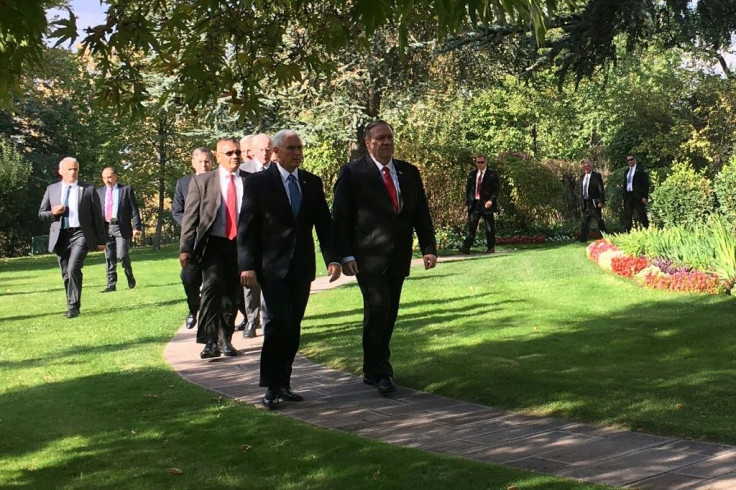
<box><xmin>0</xmin><ymin>245</ymin><xmax>605</xmax><ymax>489</ymax></box>
<box><xmin>302</xmin><ymin>243</ymin><xmax>736</xmax><ymax>444</ymax></box>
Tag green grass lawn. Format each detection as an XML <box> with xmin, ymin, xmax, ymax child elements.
<box><xmin>302</xmin><ymin>242</ymin><xmax>736</xmax><ymax>444</ymax></box>
<box><xmin>0</xmin><ymin>245</ymin><xmax>605</xmax><ymax>489</ymax></box>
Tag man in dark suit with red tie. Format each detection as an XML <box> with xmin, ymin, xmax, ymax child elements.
<box><xmin>238</xmin><ymin>129</ymin><xmax>340</xmax><ymax>408</ymax></box>
<box><xmin>39</xmin><ymin>157</ymin><xmax>106</xmax><ymax>318</ymax></box>
<box><xmin>180</xmin><ymin>139</ymin><xmax>244</xmax><ymax>359</ymax></box>
<box><xmin>622</xmin><ymin>154</ymin><xmax>650</xmax><ymax>232</ymax></box>
<box><xmin>98</xmin><ymin>167</ymin><xmax>142</xmax><ymax>292</ymax></box>
<box><xmin>579</xmin><ymin>160</ymin><xmax>608</xmax><ymax>242</ymax></box>
<box><xmin>332</xmin><ymin>120</ymin><xmax>437</xmax><ymax>395</ymax></box>
<box><xmin>460</xmin><ymin>154</ymin><xmax>499</xmax><ymax>254</ymax></box>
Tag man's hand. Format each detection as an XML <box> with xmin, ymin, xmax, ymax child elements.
<box><xmin>179</xmin><ymin>252</ymin><xmax>190</xmax><ymax>269</ymax></box>
<box><xmin>241</xmin><ymin>270</ymin><xmax>257</xmax><ymax>288</ymax></box>
<box><xmin>96</xmin><ymin>244</ymin><xmax>106</xmax><ymax>251</ymax></box>
<box><xmin>484</xmin><ymin>200</ymin><xmax>492</xmax><ymax>209</ymax></box>
<box><xmin>51</xmin><ymin>204</ymin><xmax>66</xmax><ymax>217</ymax></box>
<box><xmin>597</xmin><ymin>202</ymin><xmax>604</xmax><ymax>208</ymax></box>
<box><xmin>327</xmin><ymin>263</ymin><xmax>341</xmax><ymax>282</ymax></box>
<box><xmin>342</xmin><ymin>260</ymin><xmax>359</xmax><ymax>276</ymax></box>
<box><xmin>423</xmin><ymin>254</ymin><xmax>437</xmax><ymax>269</ymax></box>
<box><xmin>132</xmin><ymin>230</ymin><xmax>142</xmax><ymax>239</ymax></box>
<box><xmin>642</xmin><ymin>197</ymin><xmax>648</xmax><ymax>205</ymax></box>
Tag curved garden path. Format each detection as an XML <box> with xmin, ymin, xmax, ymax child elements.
<box><xmin>164</xmin><ymin>254</ymin><xmax>736</xmax><ymax>489</ymax></box>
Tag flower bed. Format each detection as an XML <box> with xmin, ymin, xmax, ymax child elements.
<box><xmin>586</xmin><ymin>239</ymin><xmax>727</xmax><ymax>294</ymax></box>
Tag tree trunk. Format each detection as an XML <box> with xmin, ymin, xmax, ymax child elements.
<box><xmin>153</xmin><ymin>116</ymin><xmax>167</xmax><ymax>250</ymax></box>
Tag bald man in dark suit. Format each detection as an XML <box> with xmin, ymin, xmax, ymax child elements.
<box><xmin>39</xmin><ymin>157</ymin><xmax>106</xmax><ymax>318</ymax></box>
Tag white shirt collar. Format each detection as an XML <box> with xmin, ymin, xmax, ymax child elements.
<box><xmin>369</xmin><ymin>153</ymin><xmax>395</xmax><ymax>173</ymax></box>
<box><xmin>275</xmin><ymin>163</ymin><xmax>298</xmax><ymax>180</ymax></box>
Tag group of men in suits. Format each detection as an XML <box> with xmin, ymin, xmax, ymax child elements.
<box><xmin>576</xmin><ymin>154</ymin><xmax>650</xmax><ymax>240</ymax></box>
<box><xmin>176</xmin><ymin>121</ymin><xmax>437</xmax><ymax>408</ymax></box>
<box><xmin>39</xmin><ymin>158</ymin><xmax>142</xmax><ymax>319</ymax></box>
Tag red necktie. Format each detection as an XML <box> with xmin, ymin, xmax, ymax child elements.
<box><xmin>226</xmin><ymin>174</ymin><xmax>237</xmax><ymax>240</ymax></box>
<box><xmin>381</xmin><ymin>166</ymin><xmax>399</xmax><ymax>213</ymax></box>
<box><xmin>475</xmin><ymin>171</ymin><xmax>482</xmax><ymax>200</ymax></box>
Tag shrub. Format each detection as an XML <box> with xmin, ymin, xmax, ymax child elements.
<box><xmin>649</xmin><ymin>162</ymin><xmax>713</xmax><ymax>229</ymax></box>
<box><xmin>714</xmin><ymin>157</ymin><xmax>736</xmax><ymax>226</ymax></box>
<box><xmin>711</xmin><ymin>214</ymin><xmax>736</xmax><ymax>285</ymax></box>
<box><xmin>494</xmin><ymin>152</ymin><xmax>565</xmax><ymax>230</ymax></box>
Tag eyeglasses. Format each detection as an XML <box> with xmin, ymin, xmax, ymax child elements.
<box><xmin>220</xmin><ymin>150</ymin><xmax>242</xmax><ymax>157</ymax></box>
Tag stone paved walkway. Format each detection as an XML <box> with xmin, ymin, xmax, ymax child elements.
<box><xmin>163</xmin><ymin>255</ymin><xmax>736</xmax><ymax>489</ymax></box>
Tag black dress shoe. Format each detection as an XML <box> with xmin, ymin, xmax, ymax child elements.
<box><xmin>459</xmin><ymin>246</ymin><xmax>470</xmax><ymax>254</ymax></box>
<box><xmin>377</xmin><ymin>377</ymin><xmax>397</xmax><ymax>394</ymax></box>
<box><xmin>486</xmin><ymin>247</ymin><xmax>496</xmax><ymax>254</ymax></box>
<box><xmin>279</xmin><ymin>386</ymin><xmax>304</xmax><ymax>402</ymax></box>
<box><xmin>235</xmin><ymin>319</ymin><xmax>247</xmax><ymax>331</ymax></box>
<box><xmin>100</xmin><ymin>286</ymin><xmax>116</xmax><ymax>293</ymax></box>
<box><xmin>200</xmin><ymin>341</ymin><xmax>221</xmax><ymax>359</ymax></box>
<box><xmin>128</xmin><ymin>279</ymin><xmax>136</xmax><ymax>289</ymax></box>
<box><xmin>65</xmin><ymin>309</ymin><xmax>80</xmax><ymax>318</ymax></box>
<box><xmin>243</xmin><ymin>323</ymin><xmax>256</xmax><ymax>338</ymax></box>
<box><xmin>362</xmin><ymin>376</ymin><xmax>379</xmax><ymax>386</ymax></box>
<box><xmin>185</xmin><ymin>314</ymin><xmax>197</xmax><ymax>329</ymax></box>
<box><xmin>218</xmin><ymin>339</ymin><xmax>240</xmax><ymax>357</ymax></box>
<box><xmin>262</xmin><ymin>388</ymin><xmax>280</xmax><ymax>409</ymax></box>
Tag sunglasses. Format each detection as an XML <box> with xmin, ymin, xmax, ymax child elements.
<box><xmin>626</xmin><ymin>158</ymin><xmax>635</xmax><ymax>162</ymax></box>
<box><xmin>220</xmin><ymin>149</ymin><xmax>242</xmax><ymax>157</ymax></box>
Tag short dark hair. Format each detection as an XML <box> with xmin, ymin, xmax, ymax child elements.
<box><xmin>363</xmin><ymin>120</ymin><xmax>394</xmax><ymax>141</ymax></box>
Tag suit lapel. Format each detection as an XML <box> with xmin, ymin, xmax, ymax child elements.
<box><xmin>363</xmin><ymin>156</ymin><xmax>398</xmax><ymax>214</ymax></box>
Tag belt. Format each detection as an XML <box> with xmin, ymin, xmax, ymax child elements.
<box><xmin>108</xmin><ymin>218</ymin><xmax>119</xmax><ymax>224</ymax></box>
<box><xmin>63</xmin><ymin>227</ymin><xmax>82</xmax><ymax>232</ymax></box>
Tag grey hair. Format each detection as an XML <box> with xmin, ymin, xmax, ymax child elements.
<box><xmin>239</xmin><ymin>135</ymin><xmax>254</xmax><ymax>150</ymax></box>
<box><xmin>272</xmin><ymin>130</ymin><xmax>299</xmax><ymax>149</ymax></box>
<box><xmin>192</xmin><ymin>147</ymin><xmax>213</xmax><ymax>159</ymax></box>
<box><xmin>58</xmin><ymin>157</ymin><xmax>79</xmax><ymax>169</ymax></box>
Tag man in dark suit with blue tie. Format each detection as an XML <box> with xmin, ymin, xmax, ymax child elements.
<box><xmin>98</xmin><ymin>167</ymin><xmax>142</xmax><ymax>292</ymax></box>
<box><xmin>180</xmin><ymin>139</ymin><xmax>245</xmax><ymax>359</ymax></box>
<box><xmin>332</xmin><ymin>120</ymin><xmax>437</xmax><ymax>395</ymax></box>
<box><xmin>622</xmin><ymin>155</ymin><xmax>650</xmax><ymax>232</ymax></box>
<box><xmin>238</xmin><ymin>129</ymin><xmax>341</xmax><ymax>408</ymax></box>
<box><xmin>39</xmin><ymin>157</ymin><xmax>106</xmax><ymax>318</ymax></box>
<box><xmin>173</xmin><ymin>147</ymin><xmax>213</xmax><ymax>329</ymax></box>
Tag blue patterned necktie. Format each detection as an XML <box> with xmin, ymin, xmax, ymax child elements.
<box><xmin>61</xmin><ymin>185</ymin><xmax>71</xmax><ymax>229</ymax></box>
<box><xmin>287</xmin><ymin>174</ymin><xmax>301</xmax><ymax>217</ymax></box>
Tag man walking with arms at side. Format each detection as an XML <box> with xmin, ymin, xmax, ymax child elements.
<box><xmin>332</xmin><ymin>120</ymin><xmax>437</xmax><ymax>395</ymax></box>
<box><xmin>578</xmin><ymin>160</ymin><xmax>607</xmax><ymax>242</ymax></box>
<box><xmin>180</xmin><ymin>139</ymin><xmax>244</xmax><ymax>359</ymax></box>
<box><xmin>622</xmin><ymin>154</ymin><xmax>650</xmax><ymax>232</ymax></box>
<box><xmin>238</xmin><ymin>130</ymin><xmax>340</xmax><ymax>408</ymax></box>
<box><xmin>39</xmin><ymin>157</ymin><xmax>106</xmax><ymax>318</ymax></box>
<box><xmin>459</xmin><ymin>153</ymin><xmax>499</xmax><ymax>254</ymax></box>
<box><xmin>98</xmin><ymin>167</ymin><xmax>142</xmax><ymax>292</ymax></box>
<box><xmin>173</xmin><ymin>147</ymin><xmax>213</xmax><ymax>329</ymax></box>
<box><xmin>236</xmin><ymin>133</ymin><xmax>273</xmax><ymax>337</ymax></box>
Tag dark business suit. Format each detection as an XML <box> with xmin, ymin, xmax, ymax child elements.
<box><xmin>622</xmin><ymin>165</ymin><xmax>650</xmax><ymax>232</ymax></box>
<box><xmin>180</xmin><ymin>168</ymin><xmax>246</xmax><ymax>345</ymax></box>
<box><xmin>173</xmin><ymin>174</ymin><xmax>201</xmax><ymax>317</ymax></box>
<box><xmin>579</xmin><ymin>171</ymin><xmax>607</xmax><ymax>241</ymax></box>
<box><xmin>332</xmin><ymin>155</ymin><xmax>436</xmax><ymax>381</ymax></box>
<box><xmin>97</xmin><ymin>184</ymin><xmax>142</xmax><ymax>288</ymax></box>
<box><xmin>39</xmin><ymin>181</ymin><xmax>106</xmax><ymax>312</ymax></box>
<box><xmin>461</xmin><ymin>168</ymin><xmax>499</xmax><ymax>251</ymax></box>
<box><xmin>237</xmin><ymin>163</ymin><xmax>336</xmax><ymax>389</ymax></box>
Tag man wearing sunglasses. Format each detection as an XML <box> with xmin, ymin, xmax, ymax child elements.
<box><xmin>460</xmin><ymin>154</ymin><xmax>499</xmax><ymax>254</ymax></box>
<box><xmin>622</xmin><ymin>155</ymin><xmax>650</xmax><ymax>232</ymax></box>
<box><xmin>180</xmin><ymin>139</ymin><xmax>245</xmax><ymax>359</ymax></box>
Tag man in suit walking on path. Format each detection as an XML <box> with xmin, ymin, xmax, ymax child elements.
<box><xmin>459</xmin><ymin>154</ymin><xmax>499</xmax><ymax>254</ymax></box>
<box><xmin>98</xmin><ymin>167</ymin><xmax>142</xmax><ymax>292</ymax></box>
<box><xmin>622</xmin><ymin>154</ymin><xmax>650</xmax><ymax>232</ymax></box>
<box><xmin>172</xmin><ymin>147</ymin><xmax>213</xmax><ymax>329</ymax></box>
<box><xmin>238</xmin><ymin>129</ymin><xmax>340</xmax><ymax>408</ymax></box>
<box><xmin>236</xmin><ymin>133</ymin><xmax>274</xmax><ymax>337</ymax></box>
<box><xmin>332</xmin><ymin>120</ymin><xmax>437</xmax><ymax>395</ymax></box>
<box><xmin>39</xmin><ymin>157</ymin><xmax>106</xmax><ymax>318</ymax></box>
<box><xmin>180</xmin><ymin>139</ymin><xmax>244</xmax><ymax>359</ymax></box>
<box><xmin>579</xmin><ymin>160</ymin><xmax>608</xmax><ymax>242</ymax></box>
